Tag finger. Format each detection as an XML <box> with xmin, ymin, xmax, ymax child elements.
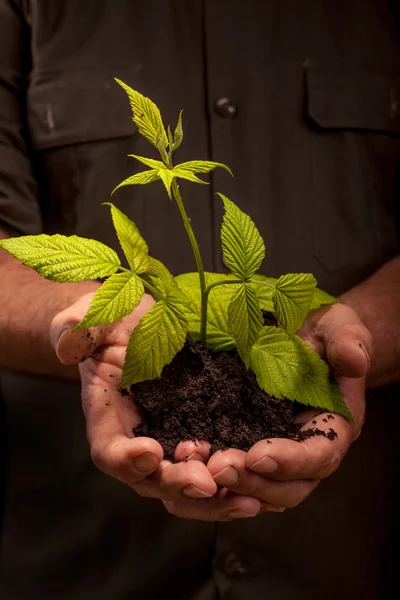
<box><xmin>50</xmin><ymin>293</ymin><xmax>153</xmax><ymax>364</ymax></box>
<box><xmin>163</xmin><ymin>488</ymin><xmax>261</xmax><ymax>521</ymax></box>
<box><xmin>130</xmin><ymin>459</ymin><xmax>215</xmax><ymax>500</ymax></box>
<box><xmin>245</xmin><ymin>394</ymin><xmax>360</xmax><ymax>482</ymax></box>
<box><xmin>300</xmin><ymin>303</ymin><xmax>372</xmax><ymax>378</ymax></box>
<box><xmin>50</xmin><ymin>292</ymin><xmax>104</xmax><ymax>364</ymax></box>
<box><xmin>292</xmin><ymin>374</ymin><xmax>365</xmax><ymax>438</ymax></box>
<box><xmin>131</xmin><ymin>446</ymin><xmax>213</xmax><ymax>501</ymax></box>
<box><xmin>259</xmin><ymin>502</ymin><xmax>286</xmax><ymax>514</ymax></box>
<box><xmin>208</xmin><ymin>449</ymin><xmax>319</xmax><ymax>507</ymax></box>
<box><xmin>207</xmin><ymin>448</ymin><xmax>246</xmax><ymax>487</ymax></box>
<box><xmin>174</xmin><ymin>440</ymin><xmax>211</xmax><ymax>463</ymax></box>
<box><xmin>80</xmin><ymin>359</ymin><xmax>163</xmax><ymax>484</ymax></box>
<box><xmin>155</xmin><ymin>459</ymin><xmax>218</xmax><ymax>500</ymax></box>
<box><xmin>246</xmin><ymin>430</ymin><xmax>346</xmax><ymax>483</ymax></box>
<box><xmin>325</xmin><ymin>325</ymin><xmax>371</xmax><ymax>379</ymax></box>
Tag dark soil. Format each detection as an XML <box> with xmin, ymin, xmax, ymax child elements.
<box><xmin>132</xmin><ymin>338</ymin><xmax>337</xmax><ymax>461</ymax></box>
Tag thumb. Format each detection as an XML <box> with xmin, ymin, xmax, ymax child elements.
<box><xmin>50</xmin><ymin>292</ymin><xmax>109</xmax><ymax>365</ymax></box>
<box><xmin>320</xmin><ymin>304</ymin><xmax>373</xmax><ymax>378</ymax></box>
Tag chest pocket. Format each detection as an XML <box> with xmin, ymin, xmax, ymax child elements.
<box><xmin>305</xmin><ymin>63</ymin><xmax>400</xmax><ymax>288</ymax></box>
<box><xmin>27</xmin><ymin>69</ymin><xmax>144</xmax><ymax>246</ymax></box>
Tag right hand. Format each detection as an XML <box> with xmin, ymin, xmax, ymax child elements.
<box><xmin>50</xmin><ymin>291</ymin><xmax>260</xmax><ymax>519</ymax></box>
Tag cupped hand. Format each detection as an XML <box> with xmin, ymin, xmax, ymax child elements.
<box><xmin>206</xmin><ymin>302</ymin><xmax>372</xmax><ymax>513</ymax></box>
<box><xmin>50</xmin><ymin>292</ymin><xmax>218</xmax><ymax>502</ymax></box>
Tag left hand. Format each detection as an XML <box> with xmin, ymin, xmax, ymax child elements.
<box><xmin>203</xmin><ymin>302</ymin><xmax>372</xmax><ymax>515</ymax></box>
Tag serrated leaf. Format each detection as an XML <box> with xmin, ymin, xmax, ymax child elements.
<box><xmin>228</xmin><ymin>283</ymin><xmax>263</xmax><ymax>367</ymax></box>
<box><xmin>142</xmin><ymin>258</ymin><xmax>176</xmax><ymax>297</ymax></box>
<box><xmin>252</xmin><ymin>274</ymin><xmax>277</xmax><ymax>313</ymax></box>
<box><xmin>172</xmin><ymin>110</ymin><xmax>183</xmax><ymax>150</ymax></box>
<box><xmin>114</xmin><ymin>79</ymin><xmax>168</xmax><ymax>149</ymax></box>
<box><xmin>253</xmin><ymin>275</ymin><xmax>338</xmax><ymax>316</ymax></box>
<box><xmin>219</xmin><ymin>193</ymin><xmax>265</xmax><ymax>280</ymax></box>
<box><xmin>176</xmin><ymin>160</ymin><xmax>232</xmax><ymax>176</ymax></box>
<box><xmin>250</xmin><ymin>327</ymin><xmax>352</xmax><ymax>420</ymax></box>
<box><xmin>310</xmin><ymin>288</ymin><xmax>340</xmax><ymax>310</ymax></box>
<box><xmin>74</xmin><ymin>272</ymin><xmax>144</xmax><ymax>330</ymax></box>
<box><xmin>273</xmin><ymin>273</ymin><xmax>317</xmax><ymax>333</ymax></box>
<box><xmin>112</xmin><ymin>169</ymin><xmax>160</xmax><ymax>194</ymax></box>
<box><xmin>105</xmin><ymin>203</ymin><xmax>151</xmax><ymax>274</ymax></box>
<box><xmin>0</xmin><ymin>235</ymin><xmax>120</xmax><ymax>282</ymax></box>
<box><xmin>175</xmin><ymin>272</ymin><xmax>239</xmax><ymax>351</ymax></box>
<box><xmin>172</xmin><ymin>168</ymin><xmax>208</xmax><ymax>185</ymax></box>
<box><xmin>121</xmin><ymin>285</ymin><xmax>188</xmax><ymax>386</ymax></box>
<box><xmin>158</xmin><ymin>168</ymin><xmax>175</xmax><ymax>199</ymax></box>
<box><xmin>128</xmin><ymin>154</ymin><xmax>166</xmax><ymax>170</ymax></box>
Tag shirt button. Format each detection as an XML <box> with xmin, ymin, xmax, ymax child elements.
<box><xmin>223</xmin><ymin>553</ymin><xmax>246</xmax><ymax>575</ymax></box>
<box><xmin>214</xmin><ymin>97</ymin><xmax>238</xmax><ymax>118</ymax></box>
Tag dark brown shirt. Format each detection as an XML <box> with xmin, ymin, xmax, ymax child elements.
<box><xmin>0</xmin><ymin>1</ymin><xmax>399</xmax><ymax>598</ymax></box>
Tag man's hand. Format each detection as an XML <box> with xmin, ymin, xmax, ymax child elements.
<box><xmin>201</xmin><ymin>302</ymin><xmax>372</xmax><ymax>515</ymax></box>
<box><xmin>50</xmin><ymin>292</ymin><xmax>259</xmax><ymax>518</ymax></box>
<box><xmin>51</xmin><ymin>295</ymin><xmax>372</xmax><ymax>521</ymax></box>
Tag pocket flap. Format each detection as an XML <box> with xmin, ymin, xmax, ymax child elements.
<box><xmin>28</xmin><ymin>70</ymin><xmax>137</xmax><ymax>149</ymax></box>
<box><xmin>306</xmin><ymin>63</ymin><xmax>400</xmax><ymax>133</ymax></box>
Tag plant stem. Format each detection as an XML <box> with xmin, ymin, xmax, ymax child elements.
<box><xmin>171</xmin><ymin>179</ymin><xmax>208</xmax><ymax>341</ymax></box>
<box><xmin>249</xmin><ymin>279</ymin><xmax>276</xmax><ymax>290</ymax></box>
<box><xmin>139</xmin><ymin>277</ymin><xmax>166</xmax><ymax>302</ymax></box>
<box><xmin>205</xmin><ymin>279</ymin><xmax>243</xmax><ymax>295</ymax></box>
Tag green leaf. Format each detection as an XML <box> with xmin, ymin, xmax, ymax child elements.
<box><xmin>167</xmin><ymin>125</ymin><xmax>174</xmax><ymax>150</ymax></box>
<box><xmin>175</xmin><ymin>160</ymin><xmax>232</xmax><ymax>176</ymax></box>
<box><xmin>112</xmin><ymin>169</ymin><xmax>160</xmax><ymax>194</ymax></box>
<box><xmin>114</xmin><ymin>79</ymin><xmax>168</xmax><ymax>149</ymax></box>
<box><xmin>219</xmin><ymin>193</ymin><xmax>265</xmax><ymax>280</ymax></box>
<box><xmin>121</xmin><ymin>285</ymin><xmax>188</xmax><ymax>386</ymax></box>
<box><xmin>104</xmin><ymin>203</ymin><xmax>151</xmax><ymax>274</ymax></box>
<box><xmin>128</xmin><ymin>154</ymin><xmax>166</xmax><ymax>170</ymax></box>
<box><xmin>250</xmin><ymin>327</ymin><xmax>352</xmax><ymax>420</ymax></box>
<box><xmin>142</xmin><ymin>258</ymin><xmax>176</xmax><ymax>297</ymax></box>
<box><xmin>175</xmin><ymin>272</ymin><xmax>238</xmax><ymax>351</ymax></box>
<box><xmin>310</xmin><ymin>288</ymin><xmax>340</xmax><ymax>310</ymax></box>
<box><xmin>172</xmin><ymin>168</ymin><xmax>208</xmax><ymax>185</ymax></box>
<box><xmin>74</xmin><ymin>272</ymin><xmax>144</xmax><ymax>330</ymax></box>
<box><xmin>172</xmin><ymin>110</ymin><xmax>183</xmax><ymax>151</ymax></box>
<box><xmin>273</xmin><ymin>273</ymin><xmax>317</xmax><ymax>333</ymax></box>
<box><xmin>252</xmin><ymin>275</ymin><xmax>339</xmax><ymax>316</ymax></box>
<box><xmin>228</xmin><ymin>283</ymin><xmax>263</xmax><ymax>367</ymax></box>
<box><xmin>251</xmin><ymin>274</ymin><xmax>277</xmax><ymax>313</ymax></box>
<box><xmin>158</xmin><ymin>168</ymin><xmax>175</xmax><ymax>199</ymax></box>
<box><xmin>0</xmin><ymin>235</ymin><xmax>120</xmax><ymax>282</ymax></box>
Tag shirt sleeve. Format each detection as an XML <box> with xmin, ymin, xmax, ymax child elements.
<box><xmin>0</xmin><ymin>0</ymin><xmax>42</xmax><ymax>236</ymax></box>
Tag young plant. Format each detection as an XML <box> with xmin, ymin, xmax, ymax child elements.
<box><xmin>0</xmin><ymin>81</ymin><xmax>351</xmax><ymax>420</ymax></box>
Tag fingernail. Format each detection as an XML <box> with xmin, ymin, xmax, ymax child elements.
<box><xmin>357</xmin><ymin>342</ymin><xmax>371</xmax><ymax>368</ymax></box>
<box><xmin>133</xmin><ymin>452</ymin><xmax>159</xmax><ymax>472</ymax></box>
<box><xmin>228</xmin><ymin>509</ymin><xmax>256</xmax><ymax>519</ymax></box>
<box><xmin>183</xmin><ymin>484</ymin><xmax>213</xmax><ymax>498</ymax></box>
<box><xmin>213</xmin><ymin>466</ymin><xmax>239</xmax><ymax>487</ymax></box>
<box><xmin>56</xmin><ymin>327</ymin><xmax>69</xmax><ymax>345</ymax></box>
<box><xmin>266</xmin><ymin>506</ymin><xmax>286</xmax><ymax>513</ymax></box>
<box><xmin>249</xmin><ymin>456</ymin><xmax>279</xmax><ymax>473</ymax></box>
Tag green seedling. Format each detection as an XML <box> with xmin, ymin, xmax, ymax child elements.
<box><xmin>0</xmin><ymin>81</ymin><xmax>351</xmax><ymax>420</ymax></box>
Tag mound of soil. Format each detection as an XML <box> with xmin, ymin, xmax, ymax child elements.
<box><xmin>132</xmin><ymin>340</ymin><xmax>336</xmax><ymax>461</ymax></box>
